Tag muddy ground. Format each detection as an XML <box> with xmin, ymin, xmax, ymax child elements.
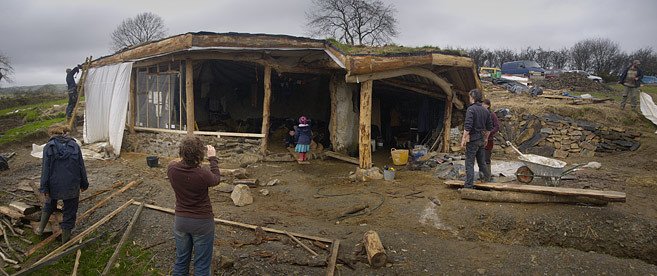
<box><xmin>2</xmin><ymin>92</ymin><xmax>657</xmax><ymax>275</ymax></box>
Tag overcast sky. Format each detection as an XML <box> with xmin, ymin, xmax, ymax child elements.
<box><xmin>1</xmin><ymin>0</ymin><xmax>656</xmax><ymax>87</ymax></box>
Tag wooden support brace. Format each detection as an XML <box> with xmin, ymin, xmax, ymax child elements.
<box><xmin>260</xmin><ymin>65</ymin><xmax>272</xmax><ymax>155</ymax></box>
<box><xmin>185</xmin><ymin>59</ymin><xmax>195</xmax><ymax>135</ymax></box>
<box><xmin>442</xmin><ymin>98</ymin><xmax>453</xmax><ymax>153</ymax></box>
<box><xmin>358</xmin><ymin>80</ymin><xmax>373</xmax><ymax>169</ymax></box>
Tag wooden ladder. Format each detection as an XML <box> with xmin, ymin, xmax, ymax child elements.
<box><xmin>67</xmin><ymin>56</ymin><xmax>92</xmax><ymax>131</ymax></box>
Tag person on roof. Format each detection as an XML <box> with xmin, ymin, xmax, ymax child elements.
<box><xmin>65</xmin><ymin>64</ymin><xmax>83</xmax><ymax>120</ymax></box>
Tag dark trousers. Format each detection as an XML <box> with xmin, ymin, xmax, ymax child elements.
<box><xmin>66</xmin><ymin>91</ymin><xmax>78</xmax><ymax>118</ymax></box>
<box><xmin>43</xmin><ymin>197</ymin><xmax>79</xmax><ymax>230</ymax></box>
<box><xmin>465</xmin><ymin>139</ymin><xmax>490</xmax><ymax>188</ymax></box>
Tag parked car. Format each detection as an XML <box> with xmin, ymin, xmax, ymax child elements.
<box><xmin>642</xmin><ymin>75</ymin><xmax>657</xmax><ymax>85</ymax></box>
<box><xmin>568</xmin><ymin>70</ymin><xmax>603</xmax><ymax>83</ymax></box>
<box><xmin>479</xmin><ymin>67</ymin><xmax>501</xmax><ymax>79</ymax></box>
<box><xmin>501</xmin><ymin>60</ymin><xmax>545</xmax><ymax>79</ymax></box>
<box><xmin>545</xmin><ymin>68</ymin><xmax>566</xmax><ymax>79</ymax></box>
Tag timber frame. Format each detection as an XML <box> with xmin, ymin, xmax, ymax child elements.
<box><xmin>90</xmin><ymin>32</ymin><xmax>481</xmax><ymax>169</ymax></box>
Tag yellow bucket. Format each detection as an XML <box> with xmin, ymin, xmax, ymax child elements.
<box><xmin>390</xmin><ymin>148</ymin><xmax>409</xmax><ymax>166</ymax></box>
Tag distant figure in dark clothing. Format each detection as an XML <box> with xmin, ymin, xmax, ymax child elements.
<box><xmin>38</xmin><ymin>124</ymin><xmax>89</xmax><ymax>243</ymax></box>
<box><xmin>619</xmin><ymin>60</ymin><xmax>644</xmax><ymax>111</ymax></box>
<box><xmin>285</xmin><ymin>128</ymin><xmax>296</xmax><ymax>148</ymax></box>
<box><xmin>295</xmin><ymin>116</ymin><xmax>312</xmax><ymax>162</ymax></box>
<box><xmin>66</xmin><ymin>64</ymin><xmax>83</xmax><ymax>119</ymax></box>
<box><xmin>168</xmin><ymin>137</ymin><xmax>220</xmax><ymax>276</ymax></box>
<box><xmin>482</xmin><ymin>99</ymin><xmax>500</xmax><ymax>176</ymax></box>
<box><xmin>461</xmin><ymin>89</ymin><xmax>493</xmax><ymax>188</ymax></box>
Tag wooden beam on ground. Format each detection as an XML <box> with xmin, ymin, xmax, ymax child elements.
<box><xmin>260</xmin><ymin>65</ymin><xmax>272</xmax><ymax>155</ymax></box>
<box><xmin>9</xmin><ymin>201</ymin><xmax>38</xmax><ymax>216</ymax></box>
<box><xmin>133</xmin><ymin>126</ymin><xmax>264</xmax><ymax>138</ymax></box>
<box><xmin>345</xmin><ymin>67</ymin><xmax>464</xmax><ymax>110</ymax></box>
<box><xmin>378</xmin><ymin>80</ymin><xmax>445</xmax><ymax>100</ymax></box>
<box><xmin>34</xmin><ymin>200</ymin><xmax>135</xmax><ymax>267</ymax></box>
<box><xmin>0</xmin><ymin>206</ymin><xmax>23</xmax><ymax>220</ymax></box>
<box><xmin>72</xmin><ymin>240</ymin><xmax>82</xmax><ymax>276</ymax></box>
<box><xmin>363</xmin><ymin>230</ymin><xmax>387</xmax><ymax>268</ymax></box>
<box><xmin>441</xmin><ymin>98</ymin><xmax>453</xmax><ymax>153</ymax></box>
<box><xmin>284</xmin><ymin>231</ymin><xmax>318</xmax><ymax>257</ymax></box>
<box><xmin>443</xmin><ymin>180</ymin><xmax>626</xmax><ymax>202</ymax></box>
<box><xmin>358</xmin><ymin>80</ymin><xmax>373</xmax><ymax>169</ymax></box>
<box><xmin>325</xmin><ymin>151</ymin><xmax>359</xmax><ymax>165</ymax></box>
<box><xmin>25</xmin><ymin>180</ymin><xmax>142</xmax><ymax>257</ymax></box>
<box><xmin>458</xmin><ymin>188</ymin><xmax>608</xmax><ymax>205</ymax></box>
<box><xmin>132</xmin><ymin>201</ymin><xmax>333</xmax><ymax>243</ymax></box>
<box><xmin>185</xmin><ymin>59</ymin><xmax>195</xmax><ymax>135</ymax></box>
<box><xmin>101</xmin><ymin>203</ymin><xmax>145</xmax><ymax>275</ymax></box>
<box><xmin>325</xmin><ymin>239</ymin><xmax>340</xmax><ymax>276</ymax></box>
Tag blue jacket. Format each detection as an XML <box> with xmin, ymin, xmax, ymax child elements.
<box><xmin>66</xmin><ymin>65</ymin><xmax>81</xmax><ymax>91</ymax></box>
<box><xmin>40</xmin><ymin>136</ymin><xmax>89</xmax><ymax>200</ymax></box>
<box><xmin>295</xmin><ymin>125</ymin><xmax>312</xmax><ymax>145</ymax></box>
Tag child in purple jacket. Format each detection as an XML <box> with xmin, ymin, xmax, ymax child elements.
<box><xmin>294</xmin><ymin>116</ymin><xmax>312</xmax><ymax>161</ymax></box>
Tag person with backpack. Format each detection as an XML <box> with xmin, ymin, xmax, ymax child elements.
<box><xmin>38</xmin><ymin>124</ymin><xmax>89</xmax><ymax>243</ymax></box>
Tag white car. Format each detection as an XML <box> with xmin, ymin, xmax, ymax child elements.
<box><xmin>568</xmin><ymin>70</ymin><xmax>603</xmax><ymax>83</ymax></box>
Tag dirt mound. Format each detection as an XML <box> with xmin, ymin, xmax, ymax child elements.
<box><xmin>535</xmin><ymin>72</ymin><xmax>612</xmax><ymax>92</ymax></box>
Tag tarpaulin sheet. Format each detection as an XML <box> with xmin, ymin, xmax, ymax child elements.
<box><xmin>640</xmin><ymin>92</ymin><xmax>657</xmax><ymax>133</ymax></box>
<box><xmin>83</xmin><ymin>62</ymin><xmax>133</xmax><ymax>155</ymax></box>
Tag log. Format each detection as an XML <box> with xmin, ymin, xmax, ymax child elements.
<box><xmin>260</xmin><ymin>65</ymin><xmax>272</xmax><ymax>155</ymax></box>
<box><xmin>0</xmin><ymin>206</ymin><xmax>23</xmax><ymax>220</ymax></box>
<box><xmin>34</xmin><ymin>199</ymin><xmax>135</xmax><ymax>266</ymax></box>
<box><xmin>132</xmin><ymin>201</ymin><xmax>333</xmax><ymax>243</ymax></box>
<box><xmin>101</xmin><ymin>202</ymin><xmax>145</xmax><ymax>275</ymax></box>
<box><xmin>133</xmin><ymin>126</ymin><xmax>264</xmax><ymax>138</ymax></box>
<box><xmin>232</xmin><ymin>179</ymin><xmax>259</xmax><ymax>187</ymax></box>
<box><xmin>9</xmin><ymin>202</ymin><xmax>39</xmax><ymax>216</ymax></box>
<box><xmin>325</xmin><ymin>151</ymin><xmax>359</xmax><ymax>165</ymax></box>
<box><xmin>25</xmin><ymin>180</ymin><xmax>142</xmax><ymax>257</ymax></box>
<box><xmin>325</xmin><ymin>239</ymin><xmax>340</xmax><ymax>276</ymax></box>
<box><xmin>363</xmin><ymin>230</ymin><xmax>387</xmax><ymax>268</ymax></box>
<box><xmin>219</xmin><ymin>168</ymin><xmax>248</xmax><ymax>178</ymax></box>
<box><xmin>443</xmin><ymin>180</ymin><xmax>626</xmax><ymax>202</ymax></box>
<box><xmin>459</xmin><ymin>188</ymin><xmax>608</xmax><ymax>205</ymax></box>
<box><xmin>185</xmin><ymin>59</ymin><xmax>195</xmax><ymax>135</ymax></box>
<box><xmin>13</xmin><ymin>235</ymin><xmax>102</xmax><ymax>276</ymax></box>
<box><xmin>358</xmin><ymin>80</ymin><xmax>373</xmax><ymax>169</ymax></box>
<box><xmin>284</xmin><ymin>231</ymin><xmax>318</xmax><ymax>257</ymax></box>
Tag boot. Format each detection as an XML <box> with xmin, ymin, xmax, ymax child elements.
<box><xmin>37</xmin><ymin>212</ymin><xmax>51</xmax><ymax>236</ymax></box>
<box><xmin>487</xmin><ymin>163</ymin><xmax>492</xmax><ymax>181</ymax></box>
<box><xmin>62</xmin><ymin>229</ymin><xmax>72</xmax><ymax>243</ymax></box>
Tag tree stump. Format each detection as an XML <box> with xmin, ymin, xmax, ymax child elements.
<box><xmin>363</xmin><ymin>230</ymin><xmax>387</xmax><ymax>268</ymax></box>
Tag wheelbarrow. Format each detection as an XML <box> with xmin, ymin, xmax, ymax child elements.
<box><xmin>506</xmin><ymin>141</ymin><xmax>584</xmax><ymax>186</ymax></box>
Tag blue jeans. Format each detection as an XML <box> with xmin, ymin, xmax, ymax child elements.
<box><xmin>465</xmin><ymin>139</ymin><xmax>490</xmax><ymax>188</ymax></box>
<box><xmin>43</xmin><ymin>197</ymin><xmax>79</xmax><ymax>230</ymax></box>
<box><xmin>66</xmin><ymin>91</ymin><xmax>78</xmax><ymax>118</ymax></box>
<box><xmin>172</xmin><ymin>228</ymin><xmax>215</xmax><ymax>276</ymax></box>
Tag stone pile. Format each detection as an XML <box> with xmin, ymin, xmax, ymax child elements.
<box><xmin>533</xmin><ymin>72</ymin><xmax>612</xmax><ymax>92</ymax></box>
<box><xmin>495</xmin><ymin>113</ymin><xmax>640</xmax><ymax>158</ymax></box>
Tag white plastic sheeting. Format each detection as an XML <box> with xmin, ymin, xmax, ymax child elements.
<box><xmin>83</xmin><ymin>62</ymin><xmax>133</xmax><ymax>155</ymax></box>
<box><xmin>640</xmin><ymin>92</ymin><xmax>657</xmax><ymax>130</ymax></box>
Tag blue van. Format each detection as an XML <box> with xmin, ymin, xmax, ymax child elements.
<box><xmin>501</xmin><ymin>60</ymin><xmax>545</xmax><ymax>77</ymax></box>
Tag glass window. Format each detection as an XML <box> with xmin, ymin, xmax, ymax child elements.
<box><xmin>135</xmin><ymin>62</ymin><xmax>184</xmax><ymax>130</ymax></box>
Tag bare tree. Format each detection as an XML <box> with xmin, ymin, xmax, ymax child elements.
<box><xmin>571</xmin><ymin>39</ymin><xmax>595</xmax><ymax>71</ymax></box>
<box><xmin>111</xmin><ymin>12</ymin><xmax>168</xmax><ymax>52</ymax></box>
<box><xmin>305</xmin><ymin>0</ymin><xmax>398</xmax><ymax>46</ymax></box>
<box><xmin>534</xmin><ymin>48</ymin><xmax>553</xmax><ymax>68</ymax></box>
<box><xmin>629</xmin><ymin>47</ymin><xmax>657</xmax><ymax>76</ymax></box>
<box><xmin>551</xmin><ymin>48</ymin><xmax>570</xmax><ymax>69</ymax></box>
<box><xmin>492</xmin><ymin>49</ymin><xmax>516</xmax><ymax>68</ymax></box>
<box><xmin>0</xmin><ymin>53</ymin><xmax>14</xmax><ymax>86</ymax></box>
<box><xmin>467</xmin><ymin>47</ymin><xmax>487</xmax><ymax>69</ymax></box>
<box><xmin>517</xmin><ymin>46</ymin><xmax>538</xmax><ymax>61</ymax></box>
<box><xmin>589</xmin><ymin>38</ymin><xmax>621</xmax><ymax>78</ymax></box>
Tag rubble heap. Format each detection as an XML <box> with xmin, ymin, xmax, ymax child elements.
<box><xmin>534</xmin><ymin>72</ymin><xmax>612</xmax><ymax>92</ymax></box>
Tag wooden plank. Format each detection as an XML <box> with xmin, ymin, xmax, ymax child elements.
<box><xmin>260</xmin><ymin>65</ymin><xmax>272</xmax><ymax>155</ymax></box>
<box><xmin>359</xmin><ymin>80</ymin><xmax>373</xmax><ymax>169</ymax></box>
<box><xmin>347</xmin><ymin>54</ymin><xmax>433</xmax><ymax>75</ymax></box>
<box><xmin>345</xmin><ymin>67</ymin><xmax>464</xmax><ymax>110</ymax></box>
<box><xmin>8</xmin><ymin>202</ymin><xmax>38</xmax><ymax>216</ymax></box>
<box><xmin>133</xmin><ymin>201</ymin><xmax>334</xmax><ymax>243</ymax></box>
<box><xmin>101</xmin><ymin>203</ymin><xmax>145</xmax><ymax>275</ymax></box>
<box><xmin>441</xmin><ymin>98</ymin><xmax>453</xmax><ymax>152</ymax></box>
<box><xmin>325</xmin><ymin>239</ymin><xmax>340</xmax><ymax>276</ymax></box>
<box><xmin>379</xmin><ymin>80</ymin><xmax>445</xmax><ymax>100</ymax></box>
<box><xmin>128</xmin><ymin>68</ymin><xmax>136</xmax><ymax>134</ymax></box>
<box><xmin>431</xmin><ymin>54</ymin><xmax>474</xmax><ymax>68</ymax></box>
<box><xmin>185</xmin><ymin>59</ymin><xmax>195</xmax><ymax>135</ymax></box>
<box><xmin>133</xmin><ymin>126</ymin><xmax>264</xmax><ymax>138</ymax></box>
<box><xmin>0</xmin><ymin>206</ymin><xmax>23</xmax><ymax>220</ymax></box>
<box><xmin>443</xmin><ymin>180</ymin><xmax>626</xmax><ymax>202</ymax></box>
<box><xmin>459</xmin><ymin>188</ymin><xmax>608</xmax><ymax>205</ymax></box>
<box><xmin>325</xmin><ymin>151</ymin><xmax>359</xmax><ymax>165</ymax></box>
<box><xmin>284</xmin><ymin>231</ymin><xmax>318</xmax><ymax>257</ymax></box>
<box><xmin>68</xmin><ymin>56</ymin><xmax>92</xmax><ymax>131</ymax></box>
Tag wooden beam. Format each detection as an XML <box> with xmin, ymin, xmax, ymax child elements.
<box><xmin>431</xmin><ymin>54</ymin><xmax>474</xmax><ymax>67</ymax></box>
<box><xmin>325</xmin><ymin>239</ymin><xmax>340</xmax><ymax>276</ymax></box>
<box><xmin>185</xmin><ymin>59</ymin><xmax>195</xmax><ymax>135</ymax></box>
<box><xmin>346</xmin><ymin>67</ymin><xmax>464</xmax><ymax>110</ymax></box>
<box><xmin>128</xmin><ymin>68</ymin><xmax>136</xmax><ymax>134</ymax></box>
<box><xmin>378</xmin><ymin>80</ymin><xmax>445</xmax><ymax>100</ymax></box>
<box><xmin>441</xmin><ymin>98</ymin><xmax>453</xmax><ymax>152</ymax></box>
<box><xmin>325</xmin><ymin>151</ymin><xmax>359</xmax><ymax>165</ymax></box>
<box><xmin>260</xmin><ymin>65</ymin><xmax>272</xmax><ymax>155</ymax></box>
<box><xmin>358</xmin><ymin>80</ymin><xmax>373</xmax><ymax>169</ymax></box>
<box><xmin>133</xmin><ymin>126</ymin><xmax>264</xmax><ymax>138</ymax></box>
<box><xmin>444</xmin><ymin>180</ymin><xmax>626</xmax><ymax>202</ymax></box>
<box><xmin>101</xmin><ymin>203</ymin><xmax>145</xmax><ymax>275</ymax></box>
<box><xmin>459</xmin><ymin>188</ymin><xmax>608</xmax><ymax>205</ymax></box>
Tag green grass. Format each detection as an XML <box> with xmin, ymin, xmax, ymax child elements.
<box><xmin>0</xmin><ymin>117</ymin><xmax>64</xmax><ymax>145</ymax></box>
<box><xmin>569</xmin><ymin>84</ymin><xmax>657</xmax><ymax>102</ymax></box>
<box><xmin>11</xmin><ymin>232</ymin><xmax>160</xmax><ymax>275</ymax></box>
<box><xmin>326</xmin><ymin>38</ymin><xmax>466</xmax><ymax>56</ymax></box>
<box><xmin>0</xmin><ymin>98</ymin><xmax>68</xmax><ymax>122</ymax></box>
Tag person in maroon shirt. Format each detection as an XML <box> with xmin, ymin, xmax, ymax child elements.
<box><xmin>483</xmin><ymin>99</ymin><xmax>500</xmax><ymax>178</ymax></box>
<box><xmin>167</xmin><ymin>136</ymin><xmax>220</xmax><ymax>276</ymax></box>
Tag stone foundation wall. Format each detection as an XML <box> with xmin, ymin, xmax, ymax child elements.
<box><xmin>122</xmin><ymin>131</ymin><xmax>262</xmax><ymax>159</ymax></box>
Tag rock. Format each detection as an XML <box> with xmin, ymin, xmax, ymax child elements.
<box><xmin>554</xmin><ymin>142</ymin><xmax>561</xmax><ymax>149</ymax></box>
<box><xmin>265</xmin><ymin>179</ymin><xmax>280</xmax><ymax>186</ymax></box>
<box><xmin>580</xmin><ymin>142</ymin><xmax>596</xmax><ymax>151</ymax></box>
<box><xmin>553</xmin><ymin>150</ymin><xmax>569</xmax><ymax>159</ymax></box>
<box><xmin>214</xmin><ymin>182</ymin><xmax>235</xmax><ymax>193</ymax></box>
<box><xmin>477</xmin><ymin>268</ymin><xmax>486</xmax><ymax>275</ymax></box>
<box><xmin>570</xmin><ymin>143</ymin><xmax>579</xmax><ymax>149</ymax></box>
<box><xmin>219</xmin><ymin>255</ymin><xmax>235</xmax><ymax>269</ymax></box>
<box><xmin>450</xmin><ymin>146</ymin><xmax>462</xmax><ymax>152</ymax></box>
<box><xmin>580</xmin><ymin>149</ymin><xmax>595</xmax><ymax>157</ymax></box>
<box><xmin>231</xmin><ymin>184</ymin><xmax>253</xmax><ymax>207</ymax></box>
<box><xmin>610</xmin><ymin>127</ymin><xmax>626</xmax><ymax>133</ymax></box>
<box><xmin>259</xmin><ymin>189</ymin><xmax>270</xmax><ymax>196</ymax></box>
<box><xmin>349</xmin><ymin>167</ymin><xmax>384</xmax><ymax>181</ymax></box>
<box><xmin>526</xmin><ymin>146</ymin><xmax>555</xmax><ymax>157</ymax></box>
<box><xmin>571</xmin><ymin>130</ymin><xmax>582</xmax><ymax>136</ymax></box>
<box><xmin>540</xmin><ymin>128</ymin><xmax>553</xmax><ymax>134</ymax></box>
<box><xmin>238</xmin><ymin>154</ymin><xmax>261</xmax><ymax>168</ymax></box>
<box><xmin>583</xmin><ymin>162</ymin><xmax>602</xmax><ymax>169</ymax></box>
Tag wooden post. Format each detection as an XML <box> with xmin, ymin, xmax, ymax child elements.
<box><xmin>358</xmin><ymin>80</ymin><xmax>373</xmax><ymax>169</ymax></box>
<box><xmin>260</xmin><ymin>65</ymin><xmax>272</xmax><ymax>155</ymax></box>
<box><xmin>441</xmin><ymin>98</ymin><xmax>453</xmax><ymax>152</ymax></box>
<box><xmin>128</xmin><ymin>69</ymin><xmax>136</xmax><ymax>134</ymax></box>
<box><xmin>185</xmin><ymin>59</ymin><xmax>195</xmax><ymax>135</ymax></box>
